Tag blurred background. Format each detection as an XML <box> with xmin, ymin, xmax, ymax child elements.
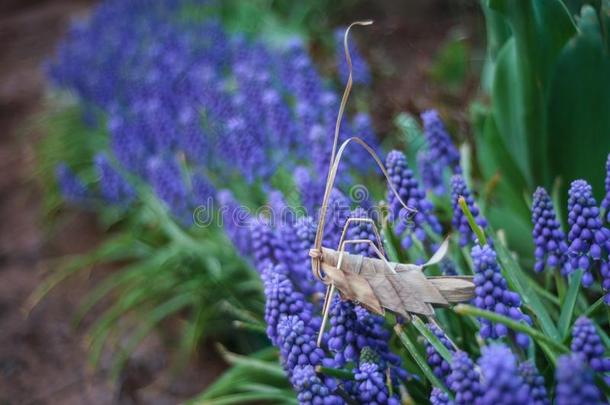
<box><xmin>2</xmin><ymin>0</ymin><xmax>609</xmax><ymax>404</ymax></box>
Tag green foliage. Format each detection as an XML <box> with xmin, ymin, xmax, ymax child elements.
<box><xmin>476</xmin><ymin>0</ymin><xmax>610</xmax><ymax>251</ymax></box>
<box><xmin>188</xmin><ymin>347</ymin><xmax>296</xmax><ymax>404</ymax></box>
<box><xmin>428</xmin><ymin>32</ymin><xmax>470</xmax><ymax>93</ymax></box>
<box><xmin>34</xmin><ymin>104</ymin><xmax>266</xmax><ymax>378</ymax></box>
<box><xmin>548</xmin><ymin>4</ymin><xmax>610</xmax><ymax>201</ymax></box>
<box><xmin>218</xmin><ymin>0</ymin><xmax>360</xmax><ymax>45</ymax></box>
<box><xmin>36</xmin><ymin>104</ymin><xmax>107</xmax><ymax>218</ymax></box>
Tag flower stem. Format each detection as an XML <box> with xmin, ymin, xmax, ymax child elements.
<box><xmin>458</xmin><ymin>196</ymin><xmax>487</xmax><ymax>246</ymax></box>
<box><xmin>454</xmin><ymin>304</ymin><xmax>568</xmax><ymax>355</ymax></box>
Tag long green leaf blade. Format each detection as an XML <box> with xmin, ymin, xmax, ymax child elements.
<box><xmin>394</xmin><ymin>324</ymin><xmax>451</xmax><ymax>396</ymax></box>
<box><xmin>493</xmin><ymin>238</ymin><xmax>561</xmax><ymax>340</ymax></box>
<box><xmin>454</xmin><ymin>304</ymin><xmax>568</xmax><ymax>356</ymax></box>
<box><xmin>412</xmin><ymin>317</ymin><xmax>453</xmax><ymax>363</ymax></box>
<box><xmin>558</xmin><ymin>269</ymin><xmax>583</xmax><ymax>339</ymax></box>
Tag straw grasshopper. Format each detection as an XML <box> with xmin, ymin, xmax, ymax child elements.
<box><xmin>310</xmin><ymin>21</ymin><xmax>475</xmax><ymax>345</ymax></box>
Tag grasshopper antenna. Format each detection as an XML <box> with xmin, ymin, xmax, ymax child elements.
<box><xmin>326</xmin><ymin>20</ymin><xmax>373</xmax><ymax>175</ymax></box>
<box><xmin>311</xmin><ymin>21</ymin><xmax>417</xmax><ymax>282</ymax></box>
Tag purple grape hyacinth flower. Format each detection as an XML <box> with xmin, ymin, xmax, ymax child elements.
<box><xmin>56</xmin><ymin>163</ymin><xmax>91</xmax><ymax>204</ymax></box>
<box><xmin>518</xmin><ymin>361</ymin><xmax>550</xmax><ymax>405</ymax></box>
<box><xmin>346</xmin><ymin>207</ymin><xmax>381</xmax><ymax>257</ymax></box>
<box><xmin>471</xmin><ymin>244</ymin><xmax>531</xmax><ymax>347</ymax></box>
<box><xmin>602</xmin><ymin>153</ymin><xmax>610</xmax><ymax>223</ymax></box>
<box><xmin>323</xmin><ymin>189</ymin><xmax>351</xmax><ymax>249</ymax></box>
<box><xmin>385</xmin><ymin>150</ymin><xmax>443</xmax><ymax>249</ymax></box>
<box><xmin>353</xmin><ymin>362</ymin><xmax>400</xmax><ymax>405</ymax></box>
<box><xmin>49</xmin><ymin>0</ymin><xmax>379</xmax><ymax>221</ymax></box>
<box><xmin>294</xmin><ymin>166</ymin><xmax>325</xmax><ymax>215</ymax></box>
<box><xmin>94</xmin><ymin>153</ymin><xmax>135</xmax><ymax>206</ymax></box>
<box><xmin>567</xmin><ymin>179</ymin><xmax>610</xmax><ymax>299</ymax></box>
<box><xmin>571</xmin><ymin>316</ymin><xmax>610</xmax><ymax>374</ymax></box>
<box><xmin>190</xmin><ymin>174</ymin><xmax>215</xmax><ymax>209</ymax></box>
<box><xmin>451</xmin><ymin>175</ymin><xmax>487</xmax><ymax>247</ymax></box>
<box><xmin>263</xmin><ymin>264</ymin><xmax>313</xmax><ymax>346</ymax></box>
<box><xmin>354</xmin><ymin>306</ymin><xmax>407</xmax><ymax>382</ymax></box>
<box><xmin>327</xmin><ymin>298</ymin><xmax>406</xmax><ymax>382</ymax></box>
<box><xmin>425</xmin><ymin>323</ymin><xmax>454</xmax><ymax>383</ymax></box>
<box><xmin>430</xmin><ymin>387</ymin><xmax>453</xmax><ymax>405</ymax></box>
<box><xmin>349</xmin><ymin>113</ymin><xmax>382</xmax><ymax>173</ymax></box>
<box><xmin>217</xmin><ymin>189</ymin><xmax>252</xmax><ymax>257</ymax></box>
<box><xmin>555</xmin><ymin>354</ymin><xmax>604</xmax><ymax>405</ymax></box>
<box><xmin>293</xmin><ymin>216</ymin><xmax>325</xmax><ymax>295</ymax></box>
<box><xmin>250</xmin><ymin>215</ymin><xmax>281</xmax><ymax>267</ymax></box>
<box><xmin>477</xmin><ymin>345</ymin><xmax>533</xmax><ymax>405</ymax></box>
<box><xmin>277</xmin><ymin>315</ymin><xmax>325</xmax><ymax>378</ymax></box>
<box><xmin>418</xmin><ymin>110</ymin><xmax>461</xmax><ymax>195</ymax></box>
<box><xmin>448</xmin><ymin>351</ymin><xmax>482</xmax><ymax>405</ymax></box>
<box><xmin>146</xmin><ymin>156</ymin><xmax>189</xmax><ymax>221</ymax></box>
<box><xmin>531</xmin><ymin>187</ymin><xmax>570</xmax><ymax>274</ymax></box>
<box><xmin>334</xmin><ymin>27</ymin><xmax>371</xmax><ymax>85</ymax></box>
<box><xmin>291</xmin><ymin>365</ymin><xmax>343</xmax><ymax>405</ymax></box>
<box><xmin>327</xmin><ymin>298</ymin><xmax>360</xmax><ymax>366</ymax></box>
<box><xmin>440</xmin><ymin>259</ymin><xmax>458</xmax><ymax>276</ymax></box>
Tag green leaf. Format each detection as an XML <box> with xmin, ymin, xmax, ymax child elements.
<box><xmin>110</xmin><ymin>293</ymin><xmax>194</xmax><ymax>378</ymax></box>
<box><xmin>192</xmin><ymin>391</ymin><xmax>297</xmax><ymax>405</ymax></box>
<box><xmin>393</xmin><ymin>113</ymin><xmax>426</xmax><ymax>175</ymax></box>
<box><xmin>216</xmin><ymin>344</ymin><xmax>287</xmax><ymax>379</ymax></box>
<box><xmin>87</xmin><ymin>285</ymin><xmax>158</xmax><ymax>367</ymax></box>
<box><xmin>470</xmin><ymin>105</ymin><xmax>534</xmax><ymax>259</ymax></box>
<box><xmin>548</xmin><ymin>5</ymin><xmax>610</xmax><ymax>202</ymax></box>
<box><xmin>454</xmin><ymin>304</ymin><xmax>569</xmax><ymax>355</ymax></box>
<box><xmin>480</xmin><ymin>1</ymin><xmax>511</xmax><ymax>92</ymax></box>
<box><xmin>488</xmin><ymin>0</ymin><xmax>576</xmax><ymax>184</ymax></box>
<box><xmin>558</xmin><ymin>269</ymin><xmax>584</xmax><ymax>339</ymax></box>
<box><xmin>25</xmin><ymin>232</ymin><xmax>140</xmax><ymax>312</ymax></box>
<box><xmin>73</xmin><ymin>245</ymin><xmax>178</xmax><ymax>325</ymax></box>
<box><xmin>394</xmin><ymin>324</ymin><xmax>452</xmax><ymax>396</ymax></box>
<box><xmin>232</xmin><ymin>320</ymin><xmax>267</xmax><ymax>334</ymax></box>
<box><xmin>428</xmin><ymin>34</ymin><xmax>469</xmax><ymax>92</ymax></box>
<box><xmin>411</xmin><ymin>317</ymin><xmax>453</xmax><ymax>364</ymax></box>
<box><xmin>493</xmin><ymin>238</ymin><xmax>561</xmax><ymax>341</ymax></box>
<box><xmin>194</xmin><ymin>347</ymin><xmax>284</xmax><ymax>401</ymax></box>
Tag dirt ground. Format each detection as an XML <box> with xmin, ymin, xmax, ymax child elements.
<box><xmin>0</xmin><ymin>1</ymin><xmax>481</xmax><ymax>404</ymax></box>
<box><xmin>0</xmin><ymin>1</ymin><xmax>224</xmax><ymax>404</ymax></box>
<box><xmin>355</xmin><ymin>0</ymin><xmax>482</xmax><ymax>135</ymax></box>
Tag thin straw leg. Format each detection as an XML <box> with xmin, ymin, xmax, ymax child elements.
<box><xmin>316</xmin><ymin>217</ymin><xmax>370</xmax><ymax>346</ymax></box>
<box><xmin>317</xmin><ymin>284</ymin><xmax>336</xmax><ymax>347</ymax></box>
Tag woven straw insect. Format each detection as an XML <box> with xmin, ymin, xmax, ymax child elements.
<box><xmin>309</xmin><ymin>21</ymin><xmax>476</xmax><ymax>345</ymax></box>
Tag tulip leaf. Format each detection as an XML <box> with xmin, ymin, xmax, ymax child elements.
<box><xmin>488</xmin><ymin>0</ymin><xmax>576</xmax><ymax>186</ymax></box>
<box><xmin>548</xmin><ymin>5</ymin><xmax>610</xmax><ymax>202</ymax></box>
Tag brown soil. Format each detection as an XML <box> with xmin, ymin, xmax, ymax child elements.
<box><xmin>0</xmin><ymin>1</ymin><xmax>223</xmax><ymax>404</ymax></box>
<box><xmin>0</xmin><ymin>1</ymin><xmax>481</xmax><ymax>404</ymax></box>
<box><xmin>350</xmin><ymin>0</ymin><xmax>484</xmax><ymax>139</ymax></box>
